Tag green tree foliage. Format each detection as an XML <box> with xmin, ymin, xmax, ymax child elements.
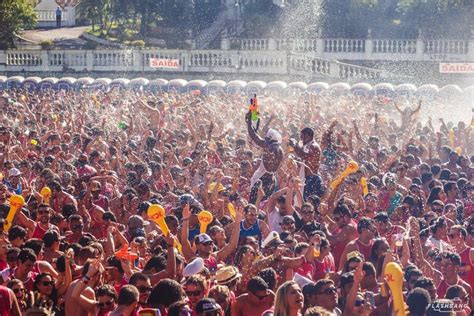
<box><xmin>78</xmin><ymin>0</ymin><xmax>202</xmax><ymax>40</ymax></box>
<box><xmin>0</xmin><ymin>0</ymin><xmax>37</xmax><ymax>48</ymax></box>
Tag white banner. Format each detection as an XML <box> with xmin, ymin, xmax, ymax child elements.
<box><xmin>439</xmin><ymin>63</ymin><xmax>474</xmax><ymax>74</ymax></box>
<box><xmin>149</xmin><ymin>58</ymin><xmax>180</xmax><ymax>69</ymax></box>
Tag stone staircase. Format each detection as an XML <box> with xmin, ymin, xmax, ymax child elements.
<box><xmin>194</xmin><ymin>10</ymin><xmax>229</xmax><ymax>49</ymax></box>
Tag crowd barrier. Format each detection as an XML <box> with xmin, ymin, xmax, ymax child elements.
<box><xmin>1</xmin><ymin>76</ymin><xmax>473</xmax><ymax>100</ymax></box>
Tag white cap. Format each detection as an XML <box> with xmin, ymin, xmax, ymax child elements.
<box><xmin>266</xmin><ymin>129</ymin><xmax>282</xmax><ymax>144</ymax></box>
<box><xmin>183</xmin><ymin>257</ymin><xmax>204</xmax><ymax>277</ymax></box>
<box><xmin>261</xmin><ymin>231</ymin><xmax>283</xmax><ymax>249</ymax></box>
<box><xmin>293</xmin><ymin>272</ymin><xmax>312</xmax><ymax>289</ymax></box>
<box><xmin>8</xmin><ymin>168</ymin><xmax>21</xmax><ymax>177</ymax></box>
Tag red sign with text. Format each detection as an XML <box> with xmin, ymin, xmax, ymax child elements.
<box><xmin>150</xmin><ymin>58</ymin><xmax>180</xmax><ymax>69</ymax></box>
<box><xmin>439</xmin><ymin>63</ymin><xmax>474</xmax><ymax>74</ymax></box>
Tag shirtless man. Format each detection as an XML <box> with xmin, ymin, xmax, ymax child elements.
<box><xmin>394</xmin><ymin>100</ymin><xmax>421</xmax><ymax>131</ymax></box>
<box><xmin>65</xmin><ymin>259</ymin><xmax>104</xmax><ymax>316</ymax></box>
<box><xmin>49</xmin><ymin>180</ymin><xmax>77</xmax><ymax>214</ymax></box>
<box><xmin>290</xmin><ymin>127</ymin><xmax>322</xmax><ymax>200</ymax></box>
<box><xmin>246</xmin><ymin>111</ymin><xmax>283</xmax><ymax>204</ymax></box>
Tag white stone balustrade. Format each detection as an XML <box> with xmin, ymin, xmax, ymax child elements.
<box><xmin>0</xmin><ymin>44</ymin><xmax>472</xmax><ymax>81</ymax></box>
<box><xmin>36</xmin><ymin>10</ymin><xmax>66</xmax><ymax>22</ymax></box>
<box><xmin>221</xmin><ymin>37</ymin><xmax>474</xmax><ymax>62</ymax></box>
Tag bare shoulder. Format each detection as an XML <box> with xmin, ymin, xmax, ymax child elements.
<box><xmin>83</xmin><ymin>286</ymin><xmax>95</xmax><ymax>298</ymax></box>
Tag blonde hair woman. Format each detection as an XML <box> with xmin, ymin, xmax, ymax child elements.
<box><xmin>273</xmin><ymin>281</ymin><xmax>304</xmax><ymax>316</ymax></box>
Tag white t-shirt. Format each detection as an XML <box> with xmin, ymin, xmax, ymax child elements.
<box><xmin>268</xmin><ymin>209</ymin><xmax>283</xmax><ymax>233</ymax></box>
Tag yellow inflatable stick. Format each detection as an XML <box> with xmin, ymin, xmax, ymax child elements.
<box><xmin>384</xmin><ymin>262</ymin><xmax>406</xmax><ymax>316</ymax></box>
<box><xmin>228</xmin><ymin>203</ymin><xmax>236</xmax><ymax>219</ymax></box>
<box><xmin>198</xmin><ymin>210</ymin><xmax>213</xmax><ymax>234</ymax></box>
<box><xmin>329</xmin><ymin>160</ymin><xmax>359</xmax><ymax>190</ymax></box>
<box><xmin>148</xmin><ymin>204</ymin><xmax>182</xmax><ymax>253</ymax></box>
<box><xmin>360</xmin><ymin>177</ymin><xmax>369</xmax><ymax>196</ymax></box>
<box><xmin>40</xmin><ymin>187</ymin><xmax>52</xmax><ymax>205</ymax></box>
<box><xmin>30</xmin><ymin>139</ymin><xmax>38</xmax><ymax>146</ymax></box>
<box><xmin>449</xmin><ymin>129</ymin><xmax>455</xmax><ymax>148</ymax></box>
<box><xmin>147</xmin><ymin>204</ymin><xmax>168</xmax><ymax>235</ymax></box>
<box><xmin>5</xmin><ymin>195</ymin><xmax>25</xmax><ymax>231</ymax></box>
<box><xmin>208</xmin><ymin>182</ymin><xmax>224</xmax><ymax>194</ymax></box>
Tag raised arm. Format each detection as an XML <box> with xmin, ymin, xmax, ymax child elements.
<box><xmin>411</xmin><ymin>100</ymin><xmax>422</xmax><ymax>118</ymax></box>
<box><xmin>245</xmin><ymin>111</ymin><xmax>266</xmax><ymax>148</ymax></box>
<box><xmin>409</xmin><ymin>218</ymin><xmax>442</xmax><ymax>286</ymax></box>
<box><xmin>180</xmin><ymin>204</ymin><xmax>195</xmax><ymax>262</ymax></box>
<box><xmin>394</xmin><ymin>102</ymin><xmax>403</xmax><ymax>114</ymax></box>
<box><xmin>264</xmin><ymin>187</ymin><xmax>288</xmax><ymax>215</ymax></box>
<box><xmin>14</xmin><ymin>210</ymin><xmax>36</xmax><ymax>236</ymax></box>
<box><xmin>217</xmin><ymin>207</ymin><xmax>243</xmax><ymax>262</ymax></box>
<box><xmin>343</xmin><ymin>263</ymin><xmax>364</xmax><ymax>316</ymax></box>
<box><xmin>57</xmin><ymin>250</ymin><xmax>74</xmax><ymax>297</ymax></box>
<box><xmin>149</xmin><ymin>234</ymin><xmax>176</xmax><ymax>284</ymax></box>
<box><xmin>71</xmin><ymin>260</ymin><xmax>102</xmax><ymax>314</ymax></box>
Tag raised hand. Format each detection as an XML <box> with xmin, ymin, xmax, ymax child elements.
<box><xmin>163</xmin><ymin>232</ymin><xmax>176</xmax><ymax>246</ymax></box>
<box><xmin>182</xmin><ymin>203</ymin><xmax>191</xmax><ymax>220</ymax></box>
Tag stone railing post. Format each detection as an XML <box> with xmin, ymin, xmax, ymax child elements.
<box><xmin>468</xmin><ymin>39</ymin><xmax>474</xmax><ymax>61</ymax></box>
<box><xmin>86</xmin><ymin>50</ymin><xmax>94</xmax><ymax>71</ymax></box>
<box><xmin>132</xmin><ymin>50</ymin><xmax>141</xmax><ymax>70</ymax></box>
<box><xmin>316</xmin><ymin>39</ymin><xmax>324</xmax><ymax>56</ymax></box>
<box><xmin>416</xmin><ymin>38</ymin><xmax>424</xmax><ymax>61</ymax></box>
<box><xmin>41</xmin><ymin>50</ymin><xmax>49</xmax><ymax>71</ymax></box>
<box><xmin>365</xmin><ymin>38</ymin><xmax>373</xmax><ymax>59</ymax></box>
<box><xmin>329</xmin><ymin>61</ymin><xmax>340</xmax><ymax>78</ymax></box>
<box><xmin>0</xmin><ymin>51</ymin><xmax>6</xmax><ymax>72</ymax></box>
<box><xmin>183</xmin><ymin>51</ymin><xmax>189</xmax><ymax>72</ymax></box>
<box><xmin>268</xmin><ymin>38</ymin><xmax>277</xmax><ymax>51</ymax></box>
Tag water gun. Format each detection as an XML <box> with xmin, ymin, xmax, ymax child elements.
<box><xmin>360</xmin><ymin>177</ymin><xmax>369</xmax><ymax>197</ymax></box>
<box><xmin>5</xmin><ymin>195</ymin><xmax>25</xmax><ymax>231</ymax></box>
<box><xmin>329</xmin><ymin>160</ymin><xmax>359</xmax><ymax>190</ymax></box>
<box><xmin>198</xmin><ymin>210</ymin><xmax>213</xmax><ymax>234</ymax></box>
<box><xmin>40</xmin><ymin>187</ymin><xmax>52</xmax><ymax>205</ymax></box>
<box><xmin>147</xmin><ymin>204</ymin><xmax>182</xmax><ymax>253</ymax></box>
<box><xmin>384</xmin><ymin>262</ymin><xmax>407</xmax><ymax>316</ymax></box>
<box><xmin>248</xmin><ymin>94</ymin><xmax>260</xmax><ymax>132</ymax></box>
<box><xmin>115</xmin><ymin>245</ymin><xmax>138</xmax><ymax>261</ymax></box>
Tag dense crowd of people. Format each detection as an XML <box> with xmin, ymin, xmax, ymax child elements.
<box><xmin>0</xmin><ymin>86</ymin><xmax>472</xmax><ymax>316</ymax></box>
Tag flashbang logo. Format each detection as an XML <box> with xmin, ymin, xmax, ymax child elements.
<box><xmin>429</xmin><ymin>298</ymin><xmax>468</xmax><ymax>313</ymax></box>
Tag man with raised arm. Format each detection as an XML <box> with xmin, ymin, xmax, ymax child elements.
<box><xmin>289</xmin><ymin>127</ymin><xmax>322</xmax><ymax>200</ymax></box>
<box><xmin>245</xmin><ymin>111</ymin><xmax>284</xmax><ymax>204</ymax></box>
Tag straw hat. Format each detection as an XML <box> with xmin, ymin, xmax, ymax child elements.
<box><xmin>215</xmin><ymin>265</ymin><xmax>242</xmax><ymax>285</ymax></box>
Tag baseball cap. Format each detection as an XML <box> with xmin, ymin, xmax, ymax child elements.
<box><xmin>280</xmin><ymin>215</ymin><xmax>295</xmax><ymax>225</ymax></box>
<box><xmin>8</xmin><ymin>168</ymin><xmax>21</xmax><ymax>177</ymax></box>
<box><xmin>196</xmin><ymin>298</ymin><xmax>221</xmax><ymax>314</ymax></box>
<box><xmin>196</xmin><ymin>233</ymin><xmax>213</xmax><ymax>244</ymax></box>
<box><xmin>279</xmin><ymin>231</ymin><xmax>295</xmax><ymax>244</ymax></box>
